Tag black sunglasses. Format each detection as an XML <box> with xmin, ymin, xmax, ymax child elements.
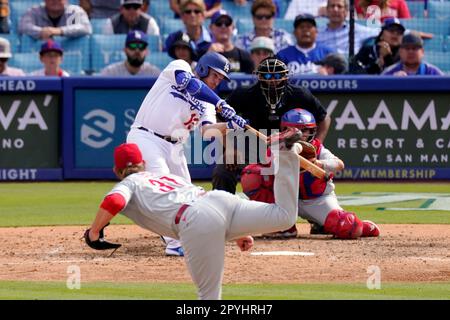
<box><xmin>123</xmin><ymin>3</ymin><xmax>141</xmax><ymax>10</ymax></box>
<box><xmin>0</xmin><ymin>58</ymin><xmax>8</xmax><ymax>63</ymax></box>
<box><xmin>127</xmin><ymin>42</ymin><xmax>147</xmax><ymax>50</ymax></box>
<box><xmin>214</xmin><ymin>20</ymin><xmax>232</xmax><ymax>27</ymax></box>
<box><xmin>184</xmin><ymin>9</ymin><xmax>202</xmax><ymax>15</ymax></box>
<box><xmin>254</xmin><ymin>14</ymin><xmax>274</xmax><ymax>20</ymax></box>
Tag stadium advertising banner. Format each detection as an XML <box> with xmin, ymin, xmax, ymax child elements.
<box><xmin>0</xmin><ymin>79</ymin><xmax>62</xmax><ymax>181</ymax></box>
<box><xmin>316</xmin><ymin>92</ymin><xmax>450</xmax><ymax>180</ymax></box>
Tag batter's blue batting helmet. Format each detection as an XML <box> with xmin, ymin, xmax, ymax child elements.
<box><xmin>195</xmin><ymin>52</ymin><xmax>231</xmax><ymax>81</ymax></box>
<box><xmin>281</xmin><ymin>108</ymin><xmax>317</xmax><ymax>142</ymax></box>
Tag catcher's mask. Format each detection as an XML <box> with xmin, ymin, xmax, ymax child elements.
<box><xmin>281</xmin><ymin>108</ymin><xmax>317</xmax><ymax>142</ymax></box>
<box><xmin>255</xmin><ymin>58</ymin><xmax>289</xmax><ymax>112</ymax></box>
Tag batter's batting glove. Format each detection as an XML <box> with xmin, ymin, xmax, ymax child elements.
<box><xmin>84</xmin><ymin>223</ymin><xmax>122</xmax><ymax>251</ymax></box>
<box><xmin>226</xmin><ymin>115</ymin><xmax>247</xmax><ymax>130</ymax></box>
<box><xmin>216</xmin><ymin>100</ymin><xmax>236</xmax><ymax>120</ymax></box>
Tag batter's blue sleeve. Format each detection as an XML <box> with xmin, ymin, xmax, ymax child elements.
<box><xmin>174</xmin><ymin>70</ymin><xmax>221</xmax><ymax>106</ymax></box>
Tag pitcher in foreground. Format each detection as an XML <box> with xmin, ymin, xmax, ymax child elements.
<box><xmin>84</xmin><ymin>136</ymin><xmax>302</xmax><ymax>300</ymax></box>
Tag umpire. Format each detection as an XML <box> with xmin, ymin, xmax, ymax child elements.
<box><xmin>212</xmin><ymin>57</ymin><xmax>331</xmax><ymax>194</ymax></box>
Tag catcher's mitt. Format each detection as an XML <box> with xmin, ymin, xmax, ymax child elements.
<box><xmin>84</xmin><ymin>223</ymin><xmax>122</xmax><ymax>251</ymax></box>
<box><xmin>298</xmin><ymin>141</ymin><xmax>317</xmax><ymax>160</ymax></box>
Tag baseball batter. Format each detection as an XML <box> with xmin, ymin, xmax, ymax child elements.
<box><xmin>84</xmin><ymin>140</ymin><xmax>302</xmax><ymax>300</ymax></box>
<box><xmin>126</xmin><ymin>52</ymin><xmax>247</xmax><ymax>256</ymax></box>
<box><xmin>241</xmin><ymin>109</ymin><xmax>380</xmax><ymax>239</ymax></box>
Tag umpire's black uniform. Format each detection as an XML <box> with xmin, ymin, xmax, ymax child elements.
<box><xmin>212</xmin><ymin>82</ymin><xmax>328</xmax><ymax>194</ymax></box>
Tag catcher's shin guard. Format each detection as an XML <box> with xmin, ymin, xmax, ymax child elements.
<box><xmin>323</xmin><ymin>209</ymin><xmax>363</xmax><ymax>239</ymax></box>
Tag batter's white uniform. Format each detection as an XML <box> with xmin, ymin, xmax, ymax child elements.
<box><xmin>127</xmin><ymin>59</ymin><xmax>217</xmax><ymax>250</ymax></box>
<box><xmin>298</xmin><ymin>145</ymin><xmax>343</xmax><ymax>225</ymax></box>
<box><xmin>108</xmin><ymin>149</ymin><xmax>300</xmax><ymax>300</ymax></box>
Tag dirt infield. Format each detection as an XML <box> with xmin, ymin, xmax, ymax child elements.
<box><xmin>0</xmin><ymin>224</ymin><xmax>449</xmax><ymax>284</ymax></box>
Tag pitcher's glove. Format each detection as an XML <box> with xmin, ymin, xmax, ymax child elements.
<box><xmin>84</xmin><ymin>223</ymin><xmax>122</xmax><ymax>250</ymax></box>
<box><xmin>299</xmin><ymin>141</ymin><xmax>317</xmax><ymax>161</ymax></box>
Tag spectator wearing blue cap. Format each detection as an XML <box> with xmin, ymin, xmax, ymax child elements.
<box><xmin>29</xmin><ymin>40</ymin><xmax>69</xmax><ymax>77</ymax></box>
<box><xmin>19</xmin><ymin>0</ymin><xmax>92</xmax><ymax>40</ymax></box>
<box><xmin>100</xmin><ymin>30</ymin><xmax>161</xmax><ymax>76</ymax></box>
<box><xmin>276</xmin><ymin>14</ymin><xmax>334</xmax><ymax>75</ymax></box>
<box><xmin>165</xmin><ymin>0</ymin><xmax>213</xmax><ymax>59</ymax></box>
<box><xmin>382</xmin><ymin>33</ymin><xmax>444</xmax><ymax>76</ymax></box>
<box><xmin>351</xmin><ymin>17</ymin><xmax>405</xmax><ymax>74</ymax></box>
<box><xmin>208</xmin><ymin>10</ymin><xmax>254</xmax><ymax>73</ymax></box>
<box><xmin>103</xmin><ymin>0</ymin><xmax>159</xmax><ymax>35</ymax></box>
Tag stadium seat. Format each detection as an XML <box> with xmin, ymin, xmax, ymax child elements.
<box><xmin>90</xmin><ymin>18</ymin><xmax>110</xmax><ymax>34</ymax></box>
<box><xmin>160</xmin><ymin>19</ymin><xmax>184</xmax><ymax>37</ymax></box>
<box><xmin>8</xmin><ymin>52</ymin><xmax>41</xmax><ymax>73</ymax></box>
<box><xmin>0</xmin><ymin>34</ymin><xmax>20</xmax><ymax>53</ymax></box>
<box><xmin>423</xmin><ymin>35</ymin><xmax>446</xmax><ymax>52</ymax></box>
<box><xmin>149</xmin><ymin>1</ymin><xmax>173</xmax><ymax>18</ymax></box>
<box><xmin>61</xmin><ymin>51</ymin><xmax>83</xmax><ymax>75</ymax></box>
<box><xmin>274</xmin><ymin>19</ymin><xmax>294</xmax><ymax>32</ymax></box>
<box><xmin>236</xmin><ymin>18</ymin><xmax>253</xmax><ymax>34</ymax></box>
<box><xmin>221</xmin><ymin>2</ymin><xmax>252</xmax><ymax>19</ymax></box>
<box><xmin>400</xmin><ymin>18</ymin><xmax>450</xmax><ymax>36</ymax></box>
<box><xmin>425</xmin><ymin>51</ymin><xmax>450</xmax><ymax>74</ymax></box>
<box><xmin>21</xmin><ymin>35</ymin><xmax>91</xmax><ymax>72</ymax></box>
<box><xmin>428</xmin><ymin>1</ymin><xmax>450</xmax><ymax>20</ymax></box>
<box><xmin>407</xmin><ymin>1</ymin><xmax>426</xmax><ymax>18</ymax></box>
<box><xmin>147</xmin><ymin>52</ymin><xmax>173</xmax><ymax>71</ymax></box>
<box><xmin>91</xmin><ymin>34</ymin><xmax>127</xmax><ymax>72</ymax></box>
<box><xmin>10</xmin><ymin>1</ymin><xmax>40</xmax><ymax>33</ymax></box>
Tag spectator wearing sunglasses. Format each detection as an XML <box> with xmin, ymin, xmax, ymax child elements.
<box><xmin>208</xmin><ymin>10</ymin><xmax>254</xmax><ymax>73</ymax></box>
<box><xmin>165</xmin><ymin>0</ymin><xmax>212</xmax><ymax>58</ymax></box>
<box><xmin>0</xmin><ymin>37</ymin><xmax>26</xmax><ymax>76</ymax></box>
<box><xmin>170</xmin><ymin>0</ymin><xmax>222</xmax><ymax>19</ymax></box>
<box><xmin>100</xmin><ymin>30</ymin><xmax>161</xmax><ymax>76</ymax></box>
<box><xmin>276</xmin><ymin>14</ymin><xmax>334</xmax><ymax>75</ymax></box>
<box><xmin>19</xmin><ymin>0</ymin><xmax>92</xmax><ymax>40</ymax></box>
<box><xmin>103</xmin><ymin>0</ymin><xmax>160</xmax><ymax>36</ymax></box>
<box><xmin>235</xmin><ymin>0</ymin><xmax>293</xmax><ymax>53</ymax></box>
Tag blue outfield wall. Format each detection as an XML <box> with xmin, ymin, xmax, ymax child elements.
<box><xmin>0</xmin><ymin>76</ymin><xmax>449</xmax><ymax>181</ymax></box>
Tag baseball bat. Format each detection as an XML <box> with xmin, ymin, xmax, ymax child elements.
<box><xmin>244</xmin><ymin>125</ymin><xmax>330</xmax><ymax>181</ymax></box>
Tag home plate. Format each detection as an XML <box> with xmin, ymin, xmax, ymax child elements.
<box><xmin>250</xmin><ymin>251</ymin><xmax>315</xmax><ymax>256</ymax></box>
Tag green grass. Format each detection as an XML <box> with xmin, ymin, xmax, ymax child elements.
<box><xmin>0</xmin><ymin>281</ymin><xmax>448</xmax><ymax>300</ymax></box>
<box><xmin>0</xmin><ymin>182</ymin><xmax>449</xmax><ymax>227</ymax></box>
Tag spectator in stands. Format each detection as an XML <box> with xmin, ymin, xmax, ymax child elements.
<box><xmin>249</xmin><ymin>36</ymin><xmax>275</xmax><ymax>68</ymax></box>
<box><xmin>170</xmin><ymin>0</ymin><xmax>222</xmax><ymax>19</ymax></box>
<box><xmin>355</xmin><ymin>0</ymin><xmax>411</xmax><ymax>21</ymax></box>
<box><xmin>351</xmin><ymin>17</ymin><xmax>404</xmax><ymax>74</ymax></box>
<box><xmin>0</xmin><ymin>37</ymin><xmax>25</xmax><ymax>76</ymax></box>
<box><xmin>284</xmin><ymin>0</ymin><xmax>328</xmax><ymax>19</ymax></box>
<box><xmin>29</xmin><ymin>40</ymin><xmax>69</xmax><ymax>76</ymax></box>
<box><xmin>19</xmin><ymin>0</ymin><xmax>92</xmax><ymax>40</ymax></box>
<box><xmin>79</xmin><ymin>0</ymin><xmax>121</xmax><ymax>19</ymax></box>
<box><xmin>100</xmin><ymin>30</ymin><xmax>160</xmax><ymax>76</ymax></box>
<box><xmin>382</xmin><ymin>33</ymin><xmax>444</xmax><ymax>76</ymax></box>
<box><xmin>235</xmin><ymin>0</ymin><xmax>293</xmax><ymax>53</ymax></box>
<box><xmin>103</xmin><ymin>0</ymin><xmax>159</xmax><ymax>36</ymax></box>
<box><xmin>316</xmin><ymin>0</ymin><xmax>379</xmax><ymax>55</ymax></box>
<box><xmin>317</xmin><ymin>53</ymin><xmax>348</xmax><ymax>74</ymax></box>
<box><xmin>0</xmin><ymin>0</ymin><xmax>9</xmax><ymax>33</ymax></box>
<box><xmin>208</xmin><ymin>10</ymin><xmax>254</xmax><ymax>73</ymax></box>
<box><xmin>165</xmin><ymin>0</ymin><xmax>212</xmax><ymax>58</ymax></box>
<box><xmin>276</xmin><ymin>14</ymin><xmax>334</xmax><ymax>75</ymax></box>
<box><xmin>167</xmin><ymin>31</ymin><xmax>198</xmax><ymax>69</ymax></box>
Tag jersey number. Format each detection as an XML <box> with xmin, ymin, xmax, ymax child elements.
<box><xmin>148</xmin><ymin>176</ymin><xmax>184</xmax><ymax>192</ymax></box>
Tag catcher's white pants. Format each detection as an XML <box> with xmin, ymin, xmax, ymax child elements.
<box><xmin>127</xmin><ymin>127</ymin><xmax>186</xmax><ymax>249</ymax></box>
<box><xmin>298</xmin><ymin>191</ymin><xmax>343</xmax><ymax>225</ymax></box>
<box><xmin>174</xmin><ymin>150</ymin><xmax>300</xmax><ymax>299</ymax></box>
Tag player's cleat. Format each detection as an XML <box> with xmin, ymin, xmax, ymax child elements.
<box><xmin>165</xmin><ymin>246</ymin><xmax>185</xmax><ymax>257</ymax></box>
<box><xmin>309</xmin><ymin>222</ymin><xmax>329</xmax><ymax>235</ymax></box>
<box><xmin>362</xmin><ymin>220</ymin><xmax>380</xmax><ymax>237</ymax></box>
<box><xmin>262</xmin><ymin>225</ymin><xmax>298</xmax><ymax>239</ymax></box>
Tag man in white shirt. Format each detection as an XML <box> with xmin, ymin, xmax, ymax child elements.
<box><xmin>100</xmin><ymin>30</ymin><xmax>161</xmax><ymax>76</ymax></box>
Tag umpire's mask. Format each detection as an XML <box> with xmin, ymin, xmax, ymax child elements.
<box><xmin>255</xmin><ymin>58</ymin><xmax>289</xmax><ymax>110</ymax></box>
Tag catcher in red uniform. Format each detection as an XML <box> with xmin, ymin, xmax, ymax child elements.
<box><xmin>241</xmin><ymin>108</ymin><xmax>380</xmax><ymax>239</ymax></box>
